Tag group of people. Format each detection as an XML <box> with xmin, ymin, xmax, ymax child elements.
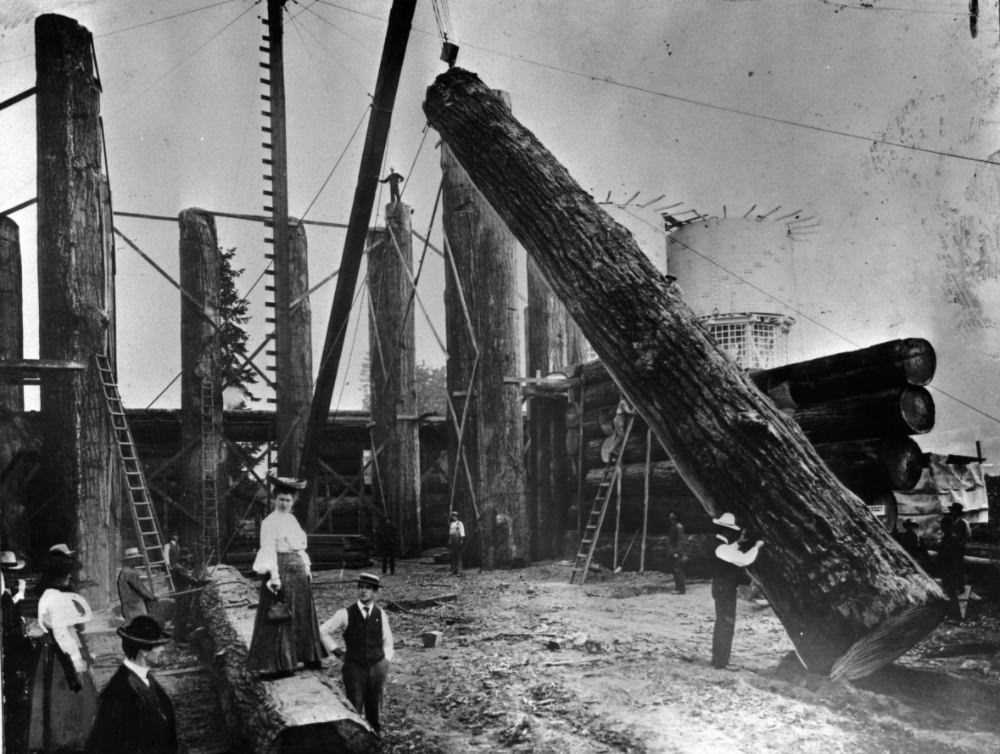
<box><xmin>0</xmin><ymin>542</ymin><xmax>179</xmax><ymax>753</ymax></box>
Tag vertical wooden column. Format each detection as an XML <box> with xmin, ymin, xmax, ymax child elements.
<box><xmin>367</xmin><ymin>202</ymin><xmax>419</xmax><ymax>553</ymax></box>
<box><xmin>526</xmin><ymin>257</ymin><xmax>584</xmax><ymax>559</ymax></box>
<box><xmin>0</xmin><ymin>217</ymin><xmax>24</xmax><ymax>410</ymax></box>
<box><xmin>278</xmin><ymin>219</ymin><xmax>312</xmax><ymax>486</ymax></box>
<box><xmin>179</xmin><ymin>209</ymin><xmax>225</xmax><ymax>563</ymax></box>
<box><xmin>36</xmin><ymin>13</ymin><xmax>119</xmax><ymax>607</ymax></box>
<box><xmin>441</xmin><ymin>138</ymin><xmax>527</xmax><ymax>569</ymax></box>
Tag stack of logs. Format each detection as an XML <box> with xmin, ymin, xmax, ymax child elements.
<box><xmin>572</xmin><ymin>338</ymin><xmax>936</xmax><ymax>539</ymax></box>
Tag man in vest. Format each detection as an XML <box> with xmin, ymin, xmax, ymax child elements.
<box><xmin>319</xmin><ymin>573</ymin><xmax>395</xmax><ymax>735</ymax></box>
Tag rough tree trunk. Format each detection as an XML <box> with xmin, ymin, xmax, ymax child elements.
<box><xmin>367</xmin><ymin>202</ymin><xmax>419</xmax><ymax>553</ymax></box>
<box><xmin>36</xmin><ymin>14</ymin><xmax>120</xmax><ymax>608</ymax></box>
<box><xmin>179</xmin><ymin>209</ymin><xmax>225</xmax><ymax>562</ymax></box>
<box><xmin>424</xmin><ymin>67</ymin><xmax>945</xmax><ymax>679</ymax></box>
<box><xmin>0</xmin><ymin>217</ymin><xmax>24</xmax><ymax>410</ymax></box>
<box><xmin>199</xmin><ymin>565</ymin><xmax>375</xmax><ymax>753</ymax></box>
<box><xmin>441</xmin><ymin>140</ymin><xmax>527</xmax><ymax>569</ymax></box>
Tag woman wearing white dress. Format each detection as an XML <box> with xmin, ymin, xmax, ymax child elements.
<box><xmin>246</xmin><ymin>476</ymin><xmax>326</xmax><ymax>677</ymax></box>
<box><xmin>26</xmin><ymin>548</ymin><xmax>98</xmax><ymax>752</ymax></box>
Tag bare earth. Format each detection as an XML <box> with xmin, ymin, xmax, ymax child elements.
<box><xmin>302</xmin><ymin>560</ymin><xmax>1000</xmax><ymax>754</ymax></box>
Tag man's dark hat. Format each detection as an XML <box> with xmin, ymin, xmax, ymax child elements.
<box><xmin>902</xmin><ymin>519</ymin><xmax>919</xmax><ymax>529</ymax></box>
<box><xmin>117</xmin><ymin>615</ymin><xmax>171</xmax><ymax>646</ymax></box>
<box><xmin>357</xmin><ymin>572</ymin><xmax>381</xmax><ymax>590</ymax></box>
<box><xmin>948</xmin><ymin>503</ymin><xmax>965</xmax><ymax>514</ymax></box>
<box><xmin>268</xmin><ymin>474</ymin><xmax>307</xmax><ymax>493</ymax></box>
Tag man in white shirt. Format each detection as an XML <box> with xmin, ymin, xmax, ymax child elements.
<box><xmin>708</xmin><ymin>512</ymin><xmax>764</xmax><ymax>669</ymax></box>
<box><xmin>448</xmin><ymin>512</ymin><xmax>466</xmax><ymax>575</ymax></box>
<box><xmin>319</xmin><ymin>573</ymin><xmax>394</xmax><ymax>735</ymax></box>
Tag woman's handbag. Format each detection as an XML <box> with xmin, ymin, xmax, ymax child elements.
<box><xmin>266</xmin><ymin>591</ymin><xmax>292</xmax><ymax>623</ymax></box>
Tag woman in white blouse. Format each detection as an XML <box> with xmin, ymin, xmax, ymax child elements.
<box><xmin>247</xmin><ymin>476</ymin><xmax>326</xmax><ymax>677</ymax></box>
<box><xmin>26</xmin><ymin>548</ymin><xmax>99</xmax><ymax>751</ymax></box>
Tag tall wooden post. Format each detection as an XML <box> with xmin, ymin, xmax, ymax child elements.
<box><xmin>367</xmin><ymin>202</ymin><xmax>419</xmax><ymax>553</ymax></box>
<box><xmin>526</xmin><ymin>257</ymin><xmax>583</xmax><ymax>559</ymax></box>
<box><xmin>0</xmin><ymin>217</ymin><xmax>24</xmax><ymax>410</ymax></box>
<box><xmin>425</xmin><ymin>68</ymin><xmax>945</xmax><ymax>679</ymax></box>
<box><xmin>279</xmin><ymin>219</ymin><xmax>312</xmax><ymax>484</ymax></box>
<box><xmin>299</xmin><ymin>0</ymin><xmax>417</xmax><ymax>524</ymax></box>
<box><xmin>35</xmin><ymin>14</ymin><xmax>119</xmax><ymax>607</ymax></box>
<box><xmin>441</xmin><ymin>138</ymin><xmax>527</xmax><ymax>569</ymax></box>
<box><xmin>179</xmin><ymin>209</ymin><xmax>225</xmax><ymax>563</ymax></box>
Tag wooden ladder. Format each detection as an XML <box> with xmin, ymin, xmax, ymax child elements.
<box><xmin>200</xmin><ymin>378</ymin><xmax>220</xmax><ymax>564</ymax></box>
<box><xmin>94</xmin><ymin>354</ymin><xmax>172</xmax><ymax>593</ymax></box>
<box><xmin>569</xmin><ymin>409</ymin><xmax>636</xmax><ymax>584</ymax></box>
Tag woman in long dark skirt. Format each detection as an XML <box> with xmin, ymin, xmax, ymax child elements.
<box><xmin>247</xmin><ymin>476</ymin><xmax>326</xmax><ymax>677</ymax></box>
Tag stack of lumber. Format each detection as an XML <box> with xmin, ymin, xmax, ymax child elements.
<box><xmin>572</xmin><ymin>339</ymin><xmax>936</xmax><ymax>534</ymax></box>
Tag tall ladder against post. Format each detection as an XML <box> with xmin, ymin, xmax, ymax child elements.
<box><xmin>94</xmin><ymin>354</ymin><xmax>173</xmax><ymax>592</ymax></box>
<box><xmin>200</xmin><ymin>378</ymin><xmax>220</xmax><ymax>564</ymax></box>
<box><xmin>569</xmin><ymin>410</ymin><xmax>636</xmax><ymax>585</ymax></box>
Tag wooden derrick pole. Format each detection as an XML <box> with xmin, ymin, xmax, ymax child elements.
<box><xmin>0</xmin><ymin>217</ymin><xmax>24</xmax><ymax>410</ymax></box>
<box><xmin>640</xmin><ymin>428</ymin><xmax>651</xmax><ymax>572</ymax></box>
<box><xmin>367</xmin><ymin>202</ymin><xmax>419</xmax><ymax>553</ymax></box>
<box><xmin>299</xmin><ymin>0</ymin><xmax>417</xmax><ymax>525</ymax></box>
<box><xmin>526</xmin><ymin>255</ymin><xmax>583</xmax><ymax>559</ymax></box>
<box><xmin>179</xmin><ymin>209</ymin><xmax>225</xmax><ymax>563</ymax></box>
<box><xmin>36</xmin><ymin>14</ymin><xmax>120</xmax><ymax>608</ymax></box>
<box><xmin>441</xmin><ymin>137</ymin><xmax>527</xmax><ymax>569</ymax></box>
<box><xmin>424</xmin><ymin>68</ymin><xmax>945</xmax><ymax>679</ymax></box>
<box><xmin>279</xmin><ymin>219</ymin><xmax>313</xmax><ymax>482</ymax></box>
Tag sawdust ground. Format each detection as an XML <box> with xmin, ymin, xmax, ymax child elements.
<box><xmin>305</xmin><ymin>560</ymin><xmax>1000</xmax><ymax>754</ymax></box>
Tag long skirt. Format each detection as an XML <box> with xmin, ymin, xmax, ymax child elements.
<box><xmin>26</xmin><ymin>633</ymin><xmax>98</xmax><ymax>752</ymax></box>
<box><xmin>247</xmin><ymin>551</ymin><xmax>326</xmax><ymax>674</ymax></box>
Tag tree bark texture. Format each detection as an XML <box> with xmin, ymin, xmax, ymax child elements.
<box><xmin>179</xmin><ymin>209</ymin><xmax>226</xmax><ymax>562</ymax></box>
<box><xmin>424</xmin><ymin>67</ymin><xmax>945</xmax><ymax>679</ymax></box>
<box><xmin>367</xmin><ymin>203</ymin><xmax>419</xmax><ymax>553</ymax></box>
<box><xmin>199</xmin><ymin>565</ymin><xmax>375</xmax><ymax>753</ymax></box>
<box><xmin>0</xmin><ymin>216</ymin><xmax>24</xmax><ymax>410</ymax></box>
<box><xmin>526</xmin><ymin>256</ymin><xmax>583</xmax><ymax>559</ymax></box>
<box><xmin>441</xmin><ymin>143</ymin><xmax>527</xmax><ymax>569</ymax></box>
<box><xmin>276</xmin><ymin>220</ymin><xmax>313</xmax><ymax>482</ymax></box>
<box><xmin>36</xmin><ymin>14</ymin><xmax>120</xmax><ymax>608</ymax></box>
<box><xmin>789</xmin><ymin>387</ymin><xmax>934</xmax><ymax>444</ymax></box>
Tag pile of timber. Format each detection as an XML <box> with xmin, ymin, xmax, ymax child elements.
<box><xmin>199</xmin><ymin>565</ymin><xmax>376</xmax><ymax>753</ymax></box>
<box><xmin>571</xmin><ymin>339</ymin><xmax>936</xmax><ymax>535</ymax></box>
<box><xmin>226</xmin><ymin>534</ymin><xmax>372</xmax><ymax>571</ymax></box>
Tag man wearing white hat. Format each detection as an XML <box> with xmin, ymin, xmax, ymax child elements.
<box><xmin>708</xmin><ymin>512</ymin><xmax>764</xmax><ymax>669</ymax></box>
<box><xmin>2</xmin><ymin>550</ymin><xmax>30</xmax><ymax>754</ymax></box>
<box><xmin>319</xmin><ymin>572</ymin><xmax>395</xmax><ymax>735</ymax></box>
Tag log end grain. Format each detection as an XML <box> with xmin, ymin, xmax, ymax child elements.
<box><xmin>829</xmin><ymin>600</ymin><xmax>947</xmax><ymax>681</ymax></box>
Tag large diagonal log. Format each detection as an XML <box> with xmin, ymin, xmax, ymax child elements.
<box><xmin>423</xmin><ymin>68</ymin><xmax>945</xmax><ymax>680</ymax></box>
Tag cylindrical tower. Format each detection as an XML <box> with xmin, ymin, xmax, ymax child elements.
<box><xmin>666</xmin><ymin>213</ymin><xmax>800</xmax><ymax>369</ymax></box>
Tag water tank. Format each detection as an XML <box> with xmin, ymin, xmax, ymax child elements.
<box><xmin>666</xmin><ymin>215</ymin><xmax>798</xmax><ymax>369</ymax></box>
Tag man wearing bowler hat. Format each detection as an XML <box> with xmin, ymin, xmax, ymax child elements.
<box><xmin>85</xmin><ymin>615</ymin><xmax>177</xmax><ymax>754</ymax></box>
<box><xmin>319</xmin><ymin>573</ymin><xmax>395</xmax><ymax>735</ymax></box>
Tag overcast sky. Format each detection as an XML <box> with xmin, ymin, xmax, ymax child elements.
<box><xmin>3</xmin><ymin>0</ymin><xmax>1000</xmax><ymax>460</ymax></box>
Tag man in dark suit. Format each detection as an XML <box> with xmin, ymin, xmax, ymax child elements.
<box><xmin>85</xmin><ymin>615</ymin><xmax>177</xmax><ymax>754</ymax></box>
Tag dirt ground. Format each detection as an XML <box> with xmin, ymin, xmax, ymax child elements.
<box><xmin>300</xmin><ymin>559</ymin><xmax>1000</xmax><ymax>754</ymax></box>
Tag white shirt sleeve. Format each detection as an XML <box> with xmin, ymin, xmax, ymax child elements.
<box><xmin>38</xmin><ymin>591</ymin><xmax>83</xmax><ymax>665</ymax></box>
<box><xmin>382</xmin><ymin>610</ymin><xmax>395</xmax><ymax>662</ymax></box>
<box><xmin>252</xmin><ymin>514</ymin><xmax>278</xmax><ymax>576</ymax></box>
<box><xmin>715</xmin><ymin>541</ymin><xmax>763</xmax><ymax>568</ymax></box>
<box><xmin>318</xmin><ymin>607</ymin><xmax>348</xmax><ymax>654</ymax></box>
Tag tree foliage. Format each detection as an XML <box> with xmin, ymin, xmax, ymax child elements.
<box><xmin>218</xmin><ymin>246</ymin><xmax>257</xmax><ymax>400</ymax></box>
<box><xmin>362</xmin><ymin>358</ymin><xmax>448</xmax><ymax>416</ymax></box>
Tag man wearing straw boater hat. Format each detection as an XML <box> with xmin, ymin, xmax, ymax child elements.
<box><xmin>85</xmin><ymin>615</ymin><xmax>177</xmax><ymax>754</ymax></box>
<box><xmin>319</xmin><ymin>572</ymin><xmax>395</xmax><ymax>736</ymax></box>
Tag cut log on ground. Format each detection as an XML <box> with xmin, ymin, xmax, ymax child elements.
<box><xmin>424</xmin><ymin>67</ymin><xmax>946</xmax><ymax>680</ymax></box>
<box><xmin>199</xmin><ymin>565</ymin><xmax>375</xmax><ymax>753</ymax></box>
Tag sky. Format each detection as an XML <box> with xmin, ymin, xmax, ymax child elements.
<box><xmin>3</xmin><ymin>0</ymin><xmax>1000</xmax><ymax>462</ymax></box>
